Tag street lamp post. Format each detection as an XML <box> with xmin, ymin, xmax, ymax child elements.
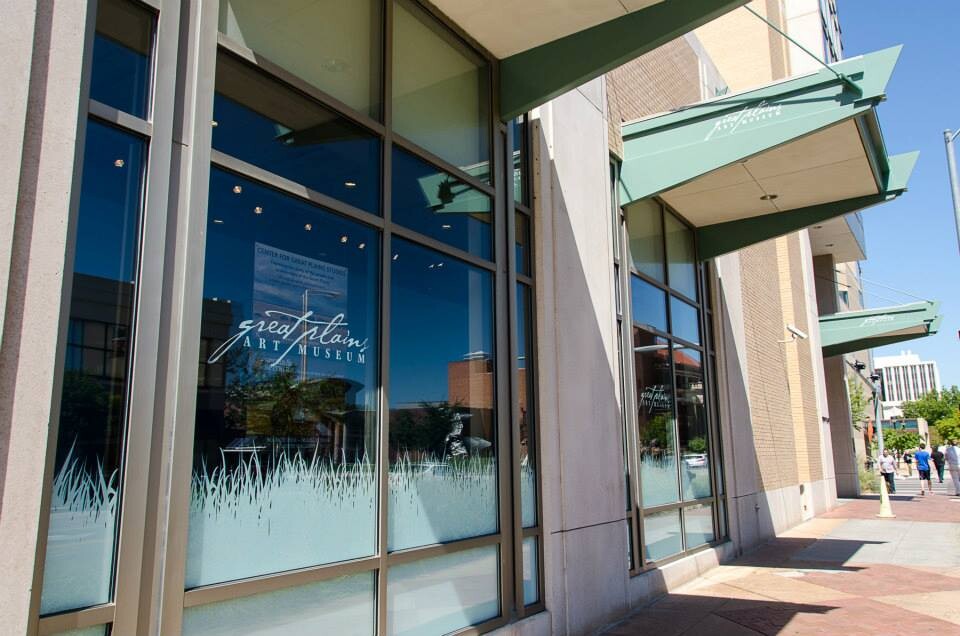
<box><xmin>943</xmin><ymin>129</ymin><xmax>960</xmax><ymax>254</ymax></box>
<box><xmin>872</xmin><ymin>373</ymin><xmax>895</xmax><ymax>517</ymax></box>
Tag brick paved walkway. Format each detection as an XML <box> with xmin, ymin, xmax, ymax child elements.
<box><xmin>601</xmin><ymin>487</ymin><xmax>960</xmax><ymax>635</ymax></box>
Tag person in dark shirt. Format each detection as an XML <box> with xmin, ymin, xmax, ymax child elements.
<box><xmin>914</xmin><ymin>443</ymin><xmax>932</xmax><ymax>496</ymax></box>
<box><xmin>931</xmin><ymin>446</ymin><xmax>946</xmax><ymax>484</ymax></box>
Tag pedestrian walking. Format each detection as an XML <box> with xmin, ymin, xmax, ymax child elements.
<box><xmin>915</xmin><ymin>443</ymin><xmax>932</xmax><ymax>496</ymax></box>
<box><xmin>878</xmin><ymin>448</ymin><xmax>897</xmax><ymax>494</ymax></box>
<box><xmin>946</xmin><ymin>440</ymin><xmax>960</xmax><ymax>496</ymax></box>
<box><xmin>931</xmin><ymin>446</ymin><xmax>945</xmax><ymax>483</ymax></box>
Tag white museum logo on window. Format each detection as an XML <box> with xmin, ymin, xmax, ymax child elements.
<box><xmin>638</xmin><ymin>384</ymin><xmax>672</xmax><ymax>413</ymax></box>
<box><xmin>207</xmin><ymin>243</ymin><xmax>369</xmax><ymax>367</ymax></box>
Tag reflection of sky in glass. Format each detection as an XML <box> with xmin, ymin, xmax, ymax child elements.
<box><xmin>670</xmin><ymin>295</ymin><xmax>700</xmax><ymax>345</ymax></box>
<box><xmin>630</xmin><ymin>275</ymin><xmax>667</xmax><ymax>333</ymax></box>
<box><xmin>390</xmin><ymin>238</ymin><xmax>493</xmax><ymax>405</ymax></box>
<box><xmin>90</xmin><ymin>34</ymin><xmax>150</xmax><ymax>118</ymax></box>
<box><xmin>392</xmin><ymin>147</ymin><xmax>491</xmax><ymax>259</ymax></box>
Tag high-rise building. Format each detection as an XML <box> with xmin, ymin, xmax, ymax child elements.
<box><xmin>875</xmin><ymin>350</ymin><xmax>943</xmax><ymax>417</ymax></box>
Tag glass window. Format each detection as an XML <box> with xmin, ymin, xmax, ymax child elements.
<box><xmin>512</xmin><ymin>117</ymin><xmax>527</xmax><ymax>205</ymax></box>
<box><xmin>387</xmin><ymin>546</ymin><xmax>500</xmax><ymax>635</ymax></box>
<box><xmin>625</xmin><ymin>199</ymin><xmax>664</xmax><ymax>282</ymax></box>
<box><xmin>665</xmin><ymin>212</ymin><xmax>696</xmax><ymax>299</ymax></box>
<box><xmin>670</xmin><ymin>296</ymin><xmax>700</xmax><ymax>345</ymax></box>
<box><xmin>683</xmin><ymin>503</ymin><xmax>715</xmax><ymax>549</ymax></box>
<box><xmin>218</xmin><ymin>0</ymin><xmax>382</xmax><ymax>118</ymax></box>
<box><xmin>630</xmin><ymin>276</ymin><xmax>667</xmax><ymax>333</ymax></box>
<box><xmin>51</xmin><ymin>628</ymin><xmax>108</xmax><ymax>636</ymax></box>
<box><xmin>41</xmin><ymin>120</ymin><xmax>145</xmax><ymax>615</ymax></box>
<box><xmin>633</xmin><ymin>329</ymin><xmax>678</xmax><ymax>508</ymax></box>
<box><xmin>676</xmin><ymin>349</ymin><xmax>711</xmax><ymax>501</ymax></box>
<box><xmin>388</xmin><ymin>239</ymin><xmax>497</xmax><ymax>551</ymax></box>
<box><xmin>393</xmin><ymin>0</ymin><xmax>490</xmax><ymax>178</ymax></box>
<box><xmin>187</xmin><ymin>169</ymin><xmax>380</xmax><ymax>587</ymax></box>
<box><xmin>522</xmin><ymin>537</ymin><xmax>539</xmax><ymax>606</ymax></box>
<box><xmin>515</xmin><ymin>213</ymin><xmax>531</xmax><ymax>277</ymax></box>
<box><xmin>213</xmin><ymin>53</ymin><xmax>381</xmax><ymax>214</ymax></box>
<box><xmin>90</xmin><ymin>0</ymin><xmax>153</xmax><ymax>118</ymax></box>
<box><xmin>391</xmin><ymin>147</ymin><xmax>492</xmax><ymax>259</ymax></box>
<box><xmin>517</xmin><ymin>284</ymin><xmax>537</xmax><ymax>528</ymax></box>
<box><xmin>183</xmin><ymin>572</ymin><xmax>375</xmax><ymax>635</ymax></box>
<box><xmin>643</xmin><ymin>509</ymin><xmax>683</xmax><ymax>562</ymax></box>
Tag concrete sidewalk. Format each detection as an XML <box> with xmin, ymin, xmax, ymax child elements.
<box><xmin>601</xmin><ymin>488</ymin><xmax>960</xmax><ymax>635</ymax></box>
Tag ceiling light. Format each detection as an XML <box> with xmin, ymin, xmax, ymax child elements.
<box><xmin>304</xmin><ymin>223</ymin><xmax>313</xmax><ymax>231</ymax></box>
<box><xmin>441</xmin><ymin>224</ymin><xmax>452</xmax><ymax>230</ymax></box>
<box><xmin>344</xmin><ymin>180</ymin><xmax>357</xmax><ymax>188</ymax></box>
<box><xmin>340</xmin><ymin>235</ymin><xmax>348</xmax><ymax>243</ymax></box>
<box><xmin>825</xmin><ymin>243</ymin><xmax>834</xmax><ymax>247</ymax></box>
<box><xmin>213</xmin><ymin>219</ymin><xmax>224</xmax><ymax>224</ymax></box>
<box><xmin>211</xmin><ymin>120</ymin><xmax>218</xmax><ymax>128</ymax></box>
<box><xmin>358</xmin><ymin>242</ymin><xmax>366</xmax><ymax>249</ymax></box>
<box><xmin>392</xmin><ymin>254</ymin><xmax>399</xmax><ymax>260</ymax></box>
<box><xmin>113</xmin><ymin>159</ymin><xmax>125</xmax><ymax>168</ymax></box>
<box><xmin>233</xmin><ymin>185</ymin><xmax>242</xmax><ymax>194</ymax></box>
<box><xmin>428</xmin><ymin>264</ymin><xmax>435</xmax><ymax>269</ymax></box>
<box><xmin>254</xmin><ymin>206</ymin><xmax>263</xmax><ymax>215</ymax></box>
<box><xmin>760</xmin><ymin>193</ymin><xmax>778</xmax><ymax>201</ymax></box>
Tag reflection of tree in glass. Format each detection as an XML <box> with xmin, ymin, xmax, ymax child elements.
<box><xmin>638</xmin><ymin>413</ymin><xmax>674</xmax><ymax>461</ymax></box>
<box><xmin>57</xmin><ymin>370</ymin><xmax>124</xmax><ymax>472</ymax></box>
<box><xmin>391</xmin><ymin>401</ymin><xmax>464</xmax><ymax>459</ymax></box>
<box><xmin>686</xmin><ymin>436</ymin><xmax>707</xmax><ymax>453</ymax></box>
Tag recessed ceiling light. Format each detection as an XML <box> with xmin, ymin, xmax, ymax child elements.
<box><xmin>213</xmin><ymin>219</ymin><xmax>224</xmax><ymax>224</ymax></box>
<box><xmin>254</xmin><ymin>206</ymin><xmax>263</xmax><ymax>215</ymax></box>
<box><xmin>113</xmin><ymin>159</ymin><xmax>125</xmax><ymax>168</ymax></box>
<box><xmin>358</xmin><ymin>242</ymin><xmax>366</xmax><ymax>249</ymax></box>
<box><xmin>441</xmin><ymin>224</ymin><xmax>452</xmax><ymax>230</ymax></box>
<box><xmin>392</xmin><ymin>254</ymin><xmax>399</xmax><ymax>260</ymax></box>
<box><xmin>232</xmin><ymin>185</ymin><xmax>242</xmax><ymax>194</ymax></box>
<box><xmin>304</xmin><ymin>223</ymin><xmax>313</xmax><ymax>231</ymax></box>
<box><xmin>344</xmin><ymin>180</ymin><xmax>357</xmax><ymax>188</ymax></box>
<box><xmin>760</xmin><ymin>193</ymin><xmax>778</xmax><ymax>201</ymax></box>
<box><xmin>340</xmin><ymin>235</ymin><xmax>348</xmax><ymax>243</ymax></box>
<box><xmin>825</xmin><ymin>243</ymin><xmax>834</xmax><ymax>247</ymax></box>
<box><xmin>211</xmin><ymin>120</ymin><xmax>218</xmax><ymax>128</ymax></box>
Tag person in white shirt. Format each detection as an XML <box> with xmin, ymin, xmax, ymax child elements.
<box><xmin>945</xmin><ymin>440</ymin><xmax>960</xmax><ymax>496</ymax></box>
<box><xmin>878</xmin><ymin>448</ymin><xmax>897</xmax><ymax>494</ymax></box>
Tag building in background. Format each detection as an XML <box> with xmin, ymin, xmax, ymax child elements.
<box><xmin>875</xmin><ymin>350</ymin><xmax>943</xmax><ymax>417</ymax></box>
<box><xmin>2</xmin><ymin>1</ymin><xmax>942</xmax><ymax>635</ymax></box>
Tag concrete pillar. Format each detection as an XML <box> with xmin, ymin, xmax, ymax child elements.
<box><xmin>0</xmin><ymin>1</ymin><xmax>92</xmax><ymax>632</ymax></box>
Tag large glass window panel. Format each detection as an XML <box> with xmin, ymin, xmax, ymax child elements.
<box><xmin>675</xmin><ymin>348</ymin><xmax>711</xmax><ymax>501</ymax></box>
<box><xmin>187</xmin><ymin>170</ymin><xmax>379</xmax><ymax>587</ymax></box>
<box><xmin>517</xmin><ymin>284</ymin><xmax>537</xmax><ymax>528</ymax></box>
<box><xmin>213</xmin><ymin>53</ymin><xmax>381</xmax><ymax>214</ymax></box>
<box><xmin>41</xmin><ymin>120</ymin><xmax>145</xmax><ymax>614</ymax></box>
<box><xmin>643</xmin><ymin>509</ymin><xmax>683</xmax><ymax>561</ymax></box>
<box><xmin>683</xmin><ymin>503</ymin><xmax>715</xmax><ymax>549</ymax></box>
<box><xmin>632</xmin><ymin>329</ymin><xmax>679</xmax><ymax>508</ymax></box>
<box><xmin>388</xmin><ymin>239</ymin><xmax>497</xmax><ymax>550</ymax></box>
<box><xmin>387</xmin><ymin>546</ymin><xmax>500</xmax><ymax>636</ymax></box>
<box><xmin>91</xmin><ymin>0</ymin><xmax>153</xmax><ymax>118</ymax></box>
<box><xmin>522</xmin><ymin>537</ymin><xmax>540</xmax><ymax>606</ymax></box>
<box><xmin>218</xmin><ymin>0</ymin><xmax>382</xmax><ymax>118</ymax></box>
<box><xmin>665</xmin><ymin>212</ymin><xmax>697</xmax><ymax>299</ymax></box>
<box><xmin>183</xmin><ymin>572</ymin><xmax>375</xmax><ymax>635</ymax></box>
<box><xmin>512</xmin><ymin>117</ymin><xmax>527</xmax><ymax>206</ymax></box>
<box><xmin>391</xmin><ymin>148</ymin><xmax>491</xmax><ymax>259</ymax></box>
<box><xmin>630</xmin><ymin>275</ymin><xmax>667</xmax><ymax>334</ymax></box>
<box><xmin>515</xmin><ymin>213</ymin><xmax>531</xmax><ymax>277</ymax></box>
<box><xmin>625</xmin><ymin>199</ymin><xmax>665</xmax><ymax>282</ymax></box>
<box><xmin>670</xmin><ymin>296</ymin><xmax>700</xmax><ymax>345</ymax></box>
<box><xmin>393</xmin><ymin>0</ymin><xmax>490</xmax><ymax>178</ymax></box>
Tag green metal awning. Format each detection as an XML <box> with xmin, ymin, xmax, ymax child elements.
<box><xmin>498</xmin><ymin>0</ymin><xmax>748</xmax><ymax>120</ymax></box>
<box><xmin>618</xmin><ymin>46</ymin><xmax>919</xmax><ymax>259</ymax></box>
<box><xmin>819</xmin><ymin>301</ymin><xmax>942</xmax><ymax>358</ymax></box>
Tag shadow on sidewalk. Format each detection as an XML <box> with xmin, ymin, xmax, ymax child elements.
<box><xmin>732</xmin><ymin>536</ymin><xmax>878</xmax><ymax>571</ymax></box>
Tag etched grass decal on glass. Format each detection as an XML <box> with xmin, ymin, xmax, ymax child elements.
<box><xmin>41</xmin><ymin>445</ymin><xmax>119</xmax><ymax>614</ymax></box>
<box><xmin>187</xmin><ymin>451</ymin><xmax>377</xmax><ymax>587</ymax></box>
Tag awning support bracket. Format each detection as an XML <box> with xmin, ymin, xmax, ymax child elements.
<box><xmin>743</xmin><ymin>5</ymin><xmax>862</xmax><ymax>96</ymax></box>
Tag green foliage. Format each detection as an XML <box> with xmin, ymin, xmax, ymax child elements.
<box><xmin>900</xmin><ymin>386</ymin><xmax>960</xmax><ymax>427</ymax></box>
<box><xmin>847</xmin><ymin>377</ymin><xmax>869</xmax><ymax>428</ymax></box>
<box><xmin>686</xmin><ymin>436</ymin><xmax>708</xmax><ymax>453</ymax></box>
<box><xmin>858</xmin><ymin>465</ymin><xmax>877</xmax><ymax>494</ymax></box>
<box><xmin>936</xmin><ymin>415</ymin><xmax>960</xmax><ymax>444</ymax></box>
<box><xmin>389</xmin><ymin>401</ymin><xmax>463</xmax><ymax>458</ymax></box>
<box><xmin>883</xmin><ymin>429</ymin><xmax>922</xmax><ymax>453</ymax></box>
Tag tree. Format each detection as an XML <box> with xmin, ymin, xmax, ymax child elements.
<box><xmin>901</xmin><ymin>386</ymin><xmax>960</xmax><ymax>427</ymax></box>
<box><xmin>883</xmin><ymin>429</ymin><xmax>922</xmax><ymax>454</ymax></box>
<box><xmin>847</xmin><ymin>377</ymin><xmax>869</xmax><ymax>430</ymax></box>
<box><xmin>936</xmin><ymin>415</ymin><xmax>960</xmax><ymax>443</ymax></box>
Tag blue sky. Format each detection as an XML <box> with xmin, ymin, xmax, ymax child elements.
<box><xmin>838</xmin><ymin>0</ymin><xmax>960</xmax><ymax>387</ymax></box>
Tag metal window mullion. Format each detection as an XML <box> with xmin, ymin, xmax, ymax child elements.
<box><xmin>88</xmin><ymin>99</ymin><xmax>153</xmax><ymax>137</ymax></box>
<box><xmin>492</xmin><ymin>121</ymin><xmax>514</xmax><ymax>625</ymax></box>
<box><xmin>376</xmin><ymin>0</ymin><xmax>393</xmax><ymax>630</ymax></box>
<box><xmin>146</xmin><ymin>0</ymin><xmax>220</xmax><ymax>632</ymax></box>
<box><xmin>111</xmin><ymin>0</ymin><xmax>181</xmax><ymax>632</ymax></box>
<box><xmin>37</xmin><ymin>604</ymin><xmax>115</xmax><ymax>636</ymax></box>
<box><xmin>504</xmin><ymin>120</ymin><xmax>525</xmax><ymax>619</ymax></box>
